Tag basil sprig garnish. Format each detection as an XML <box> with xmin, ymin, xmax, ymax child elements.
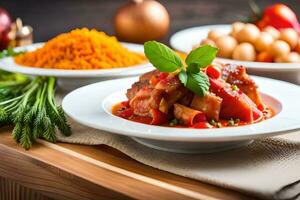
<box><xmin>144</xmin><ymin>41</ymin><xmax>218</xmax><ymax>97</ymax></box>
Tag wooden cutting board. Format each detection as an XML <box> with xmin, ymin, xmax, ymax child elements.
<box><xmin>0</xmin><ymin>127</ymin><xmax>254</xmax><ymax>200</ymax></box>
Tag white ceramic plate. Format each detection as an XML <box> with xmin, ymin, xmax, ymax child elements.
<box><xmin>170</xmin><ymin>25</ymin><xmax>300</xmax><ymax>84</ymax></box>
<box><xmin>0</xmin><ymin>42</ymin><xmax>153</xmax><ymax>90</ymax></box>
<box><xmin>62</xmin><ymin>76</ymin><xmax>300</xmax><ymax>153</ymax></box>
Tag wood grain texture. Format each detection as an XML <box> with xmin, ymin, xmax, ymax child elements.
<box><xmin>0</xmin><ymin>177</ymin><xmax>54</xmax><ymax>200</ymax></box>
<box><xmin>0</xmin><ymin>136</ymin><xmax>132</xmax><ymax>200</ymax></box>
<box><xmin>0</xmin><ymin>127</ymin><xmax>256</xmax><ymax>200</ymax></box>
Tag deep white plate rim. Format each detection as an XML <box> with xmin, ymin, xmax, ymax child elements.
<box><xmin>62</xmin><ymin>76</ymin><xmax>300</xmax><ymax>142</ymax></box>
<box><xmin>0</xmin><ymin>42</ymin><xmax>152</xmax><ymax>77</ymax></box>
<box><xmin>170</xmin><ymin>24</ymin><xmax>300</xmax><ymax>71</ymax></box>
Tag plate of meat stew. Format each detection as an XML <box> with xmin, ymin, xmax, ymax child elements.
<box><xmin>63</xmin><ymin>42</ymin><xmax>300</xmax><ymax>153</ymax></box>
<box><xmin>62</xmin><ymin>64</ymin><xmax>300</xmax><ymax>153</ymax></box>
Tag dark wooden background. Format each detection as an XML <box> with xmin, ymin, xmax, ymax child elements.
<box><xmin>0</xmin><ymin>0</ymin><xmax>299</xmax><ymax>43</ymax></box>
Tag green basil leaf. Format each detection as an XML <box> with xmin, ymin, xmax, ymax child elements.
<box><xmin>186</xmin><ymin>63</ymin><xmax>200</xmax><ymax>73</ymax></box>
<box><xmin>185</xmin><ymin>72</ymin><xmax>210</xmax><ymax>97</ymax></box>
<box><xmin>185</xmin><ymin>45</ymin><xmax>218</xmax><ymax>68</ymax></box>
<box><xmin>178</xmin><ymin>71</ymin><xmax>188</xmax><ymax>86</ymax></box>
<box><xmin>144</xmin><ymin>41</ymin><xmax>183</xmax><ymax>72</ymax></box>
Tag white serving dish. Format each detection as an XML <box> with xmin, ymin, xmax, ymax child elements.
<box><xmin>170</xmin><ymin>24</ymin><xmax>300</xmax><ymax>84</ymax></box>
<box><xmin>62</xmin><ymin>76</ymin><xmax>300</xmax><ymax>154</ymax></box>
<box><xmin>0</xmin><ymin>42</ymin><xmax>153</xmax><ymax>91</ymax></box>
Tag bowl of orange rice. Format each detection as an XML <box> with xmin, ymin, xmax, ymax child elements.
<box><xmin>0</xmin><ymin>28</ymin><xmax>153</xmax><ymax>90</ymax></box>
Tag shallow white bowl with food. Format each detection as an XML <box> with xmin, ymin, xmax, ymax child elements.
<box><xmin>62</xmin><ymin>76</ymin><xmax>300</xmax><ymax>154</ymax></box>
<box><xmin>0</xmin><ymin>43</ymin><xmax>153</xmax><ymax>90</ymax></box>
<box><xmin>170</xmin><ymin>24</ymin><xmax>300</xmax><ymax>84</ymax></box>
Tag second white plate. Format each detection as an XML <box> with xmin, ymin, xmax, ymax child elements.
<box><xmin>170</xmin><ymin>24</ymin><xmax>300</xmax><ymax>84</ymax></box>
<box><xmin>0</xmin><ymin>42</ymin><xmax>154</xmax><ymax>90</ymax></box>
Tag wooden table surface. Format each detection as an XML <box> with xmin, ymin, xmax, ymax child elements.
<box><xmin>0</xmin><ymin>127</ymin><xmax>257</xmax><ymax>200</ymax></box>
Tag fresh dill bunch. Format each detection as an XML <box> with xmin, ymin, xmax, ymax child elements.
<box><xmin>0</xmin><ymin>75</ymin><xmax>72</xmax><ymax>149</ymax></box>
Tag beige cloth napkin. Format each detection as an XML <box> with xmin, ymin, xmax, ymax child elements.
<box><xmin>56</xmin><ymin>119</ymin><xmax>300</xmax><ymax>200</ymax></box>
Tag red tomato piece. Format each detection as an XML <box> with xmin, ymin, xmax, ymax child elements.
<box><xmin>118</xmin><ymin>108</ymin><xmax>134</xmax><ymax>118</ymax></box>
<box><xmin>150</xmin><ymin>109</ymin><xmax>169</xmax><ymax>125</ymax></box>
<box><xmin>206</xmin><ymin>65</ymin><xmax>221</xmax><ymax>79</ymax></box>
<box><xmin>150</xmin><ymin>76</ymin><xmax>159</xmax><ymax>86</ymax></box>
<box><xmin>193</xmin><ymin>122</ymin><xmax>213</xmax><ymax>129</ymax></box>
<box><xmin>121</xmin><ymin>101</ymin><xmax>130</xmax><ymax>107</ymax></box>
<box><xmin>193</xmin><ymin>112</ymin><xmax>207</xmax><ymax>124</ymax></box>
<box><xmin>158</xmin><ymin>72</ymin><xmax>169</xmax><ymax>80</ymax></box>
<box><xmin>209</xmin><ymin>78</ymin><xmax>263</xmax><ymax>123</ymax></box>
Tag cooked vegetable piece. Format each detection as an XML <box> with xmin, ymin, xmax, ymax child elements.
<box><xmin>221</xmin><ymin>64</ymin><xmax>265</xmax><ymax>110</ymax></box>
<box><xmin>150</xmin><ymin>109</ymin><xmax>169</xmax><ymax>125</ymax></box>
<box><xmin>206</xmin><ymin>65</ymin><xmax>222</xmax><ymax>79</ymax></box>
<box><xmin>193</xmin><ymin>122</ymin><xmax>213</xmax><ymax>129</ymax></box>
<box><xmin>209</xmin><ymin>78</ymin><xmax>262</xmax><ymax>122</ymax></box>
<box><xmin>190</xmin><ymin>92</ymin><xmax>222</xmax><ymax>121</ymax></box>
<box><xmin>173</xmin><ymin>103</ymin><xmax>207</xmax><ymax>126</ymax></box>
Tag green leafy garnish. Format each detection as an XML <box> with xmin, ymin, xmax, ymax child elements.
<box><xmin>185</xmin><ymin>45</ymin><xmax>218</xmax><ymax>68</ymax></box>
<box><xmin>144</xmin><ymin>41</ymin><xmax>183</xmax><ymax>72</ymax></box>
<box><xmin>144</xmin><ymin>41</ymin><xmax>218</xmax><ymax>96</ymax></box>
<box><xmin>178</xmin><ymin>71</ymin><xmax>188</xmax><ymax>86</ymax></box>
<box><xmin>185</xmin><ymin>72</ymin><xmax>210</xmax><ymax>97</ymax></box>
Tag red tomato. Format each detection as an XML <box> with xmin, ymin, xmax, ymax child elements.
<box><xmin>158</xmin><ymin>72</ymin><xmax>168</xmax><ymax>80</ymax></box>
<box><xmin>209</xmin><ymin>78</ymin><xmax>263</xmax><ymax>123</ymax></box>
<box><xmin>150</xmin><ymin>109</ymin><xmax>169</xmax><ymax>125</ymax></box>
<box><xmin>257</xmin><ymin>4</ymin><xmax>300</xmax><ymax>34</ymax></box>
<box><xmin>121</xmin><ymin>101</ymin><xmax>130</xmax><ymax>107</ymax></box>
<box><xmin>193</xmin><ymin>112</ymin><xmax>207</xmax><ymax>124</ymax></box>
<box><xmin>193</xmin><ymin>122</ymin><xmax>213</xmax><ymax>129</ymax></box>
<box><xmin>118</xmin><ymin>108</ymin><xmax>134</xmax><ymax>118</ymax></box>
<box><xmin>206</xmin><ymin>65</ymin><xmax>221</xmax><ymax>79</ymax></box>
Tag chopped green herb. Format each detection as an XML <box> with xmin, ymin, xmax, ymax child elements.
<box><xmin>209</xmin><ymin>119</ymin><xmax>216</xmax><ymax>126</ymax></box>
<box><xmin>209</xmin><ymin>119</ymin><xmax>221</xmax><ymax>128</ymax></box>
<box><xmin>228</xmin><ymin>118</ymin><xmax>235</xmax><ymax>126</ymax></box>
<box><xmin>144</xmin><ymin>41</ymin><xmax>217</xmax><ymax>97</ymax></box>
<box><xmin>232</xmin><ymin>85</ymin><xmax>239</xmax><ymax>91</ymax></box>
<box><xmin>169</xmin><ymin>118</ymin><xmax>179</xmax><ymax>126</ymax></box>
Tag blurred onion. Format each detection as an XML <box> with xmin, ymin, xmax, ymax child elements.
<box><xmin>114</xmin><ymin>0</ymin><xmax>170</xmax><ymax>43</ymax></box>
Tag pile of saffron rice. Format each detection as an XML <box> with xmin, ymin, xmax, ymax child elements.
<box><xmin>14</xmin><ymin>28</ymin><xmax>146</xmax><ymax>70</ymax></box>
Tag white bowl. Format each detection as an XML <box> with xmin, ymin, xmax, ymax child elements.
<box><xmin>0</xmin><ymin>42</ymin><xmax>154</xmax><ymax>91</ymax></box>
<box><xmin>62</xmin><ymin>76</ymin><xmax>300</xmax><ymax>153</ymax></box>
<box><xmin>170</xmin><ymin>24</ymin><xmax>300</xmax><ymax>84</ymax></box>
